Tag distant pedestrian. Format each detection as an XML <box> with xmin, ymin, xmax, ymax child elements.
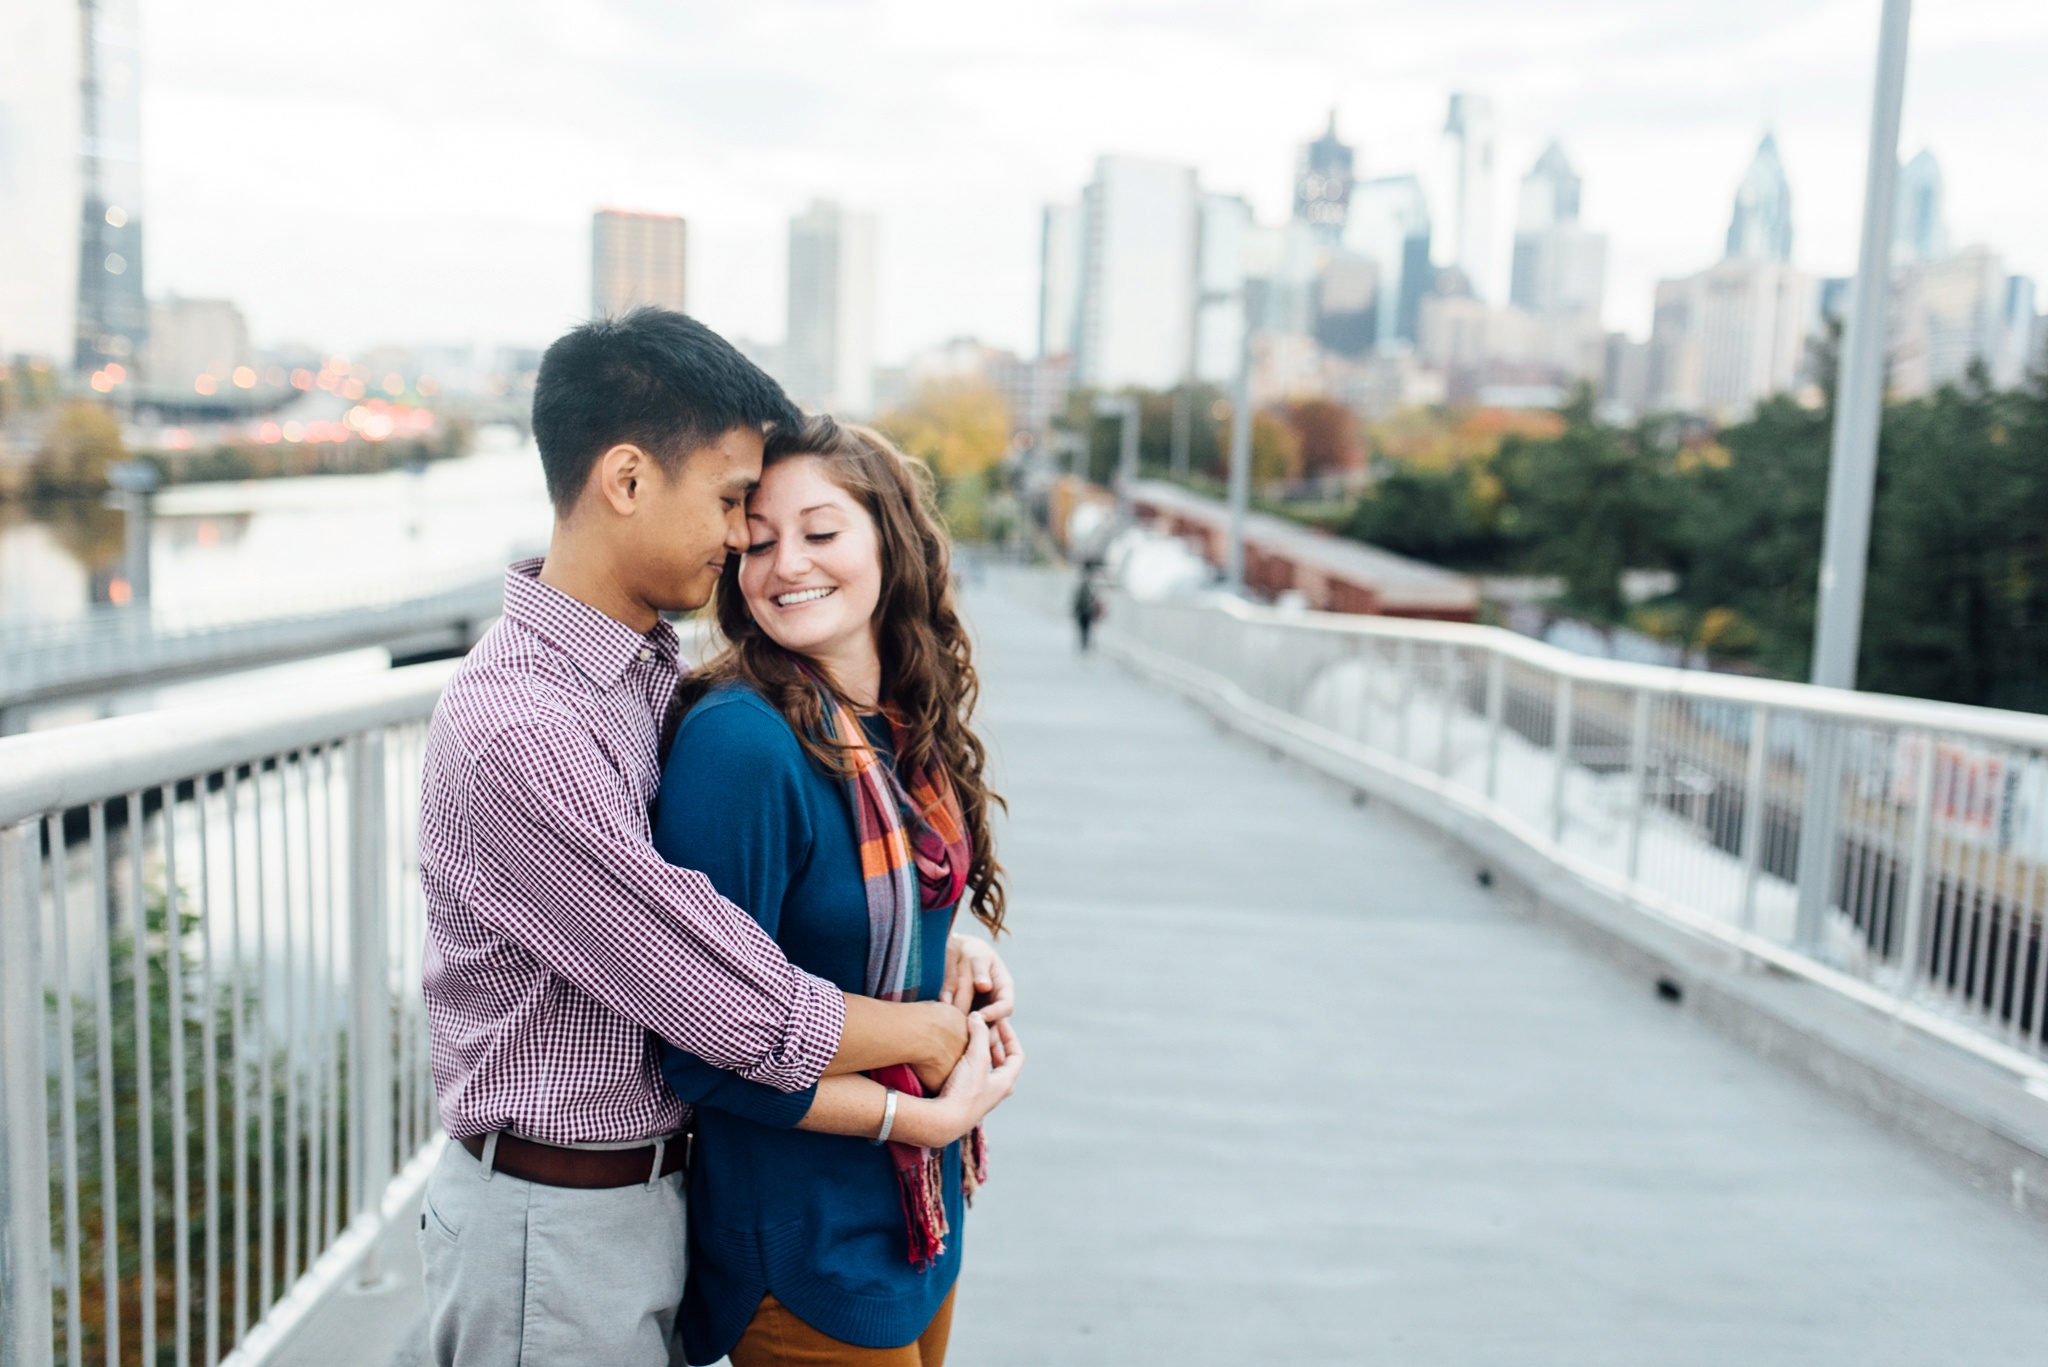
<box><xmin>1073</xmin><ymin>572</ymin><xmax>1103</xmax><ymax>652</ymax></box>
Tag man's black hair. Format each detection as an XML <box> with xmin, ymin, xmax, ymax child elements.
<box><xmin>531</xmin><ymin>307</ymin><xmax>803</xmax><ymax>511</ymax></box>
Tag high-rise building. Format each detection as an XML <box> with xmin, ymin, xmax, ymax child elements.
<box><xmin>1508</xmin><ymin>142</ymin><xmax>1607</xmax><ymax>320</ymax></box>
<box><xmin>1893</xmin><ymin>149</ymin><xmax>1948</xmax><ymax>266</ymax></box>
<box><xmin>1649</xmin><ymin>258</ymin><xmax>1814</xmax><ymax>419</ymax></box>
<box><xmin>139</xmin><ymin>296</ymin><xmax>250</xmax><ymax>393</ymax></box>
<box><xmin>1075</xmin><ymin>155</ymin><xmax>1198</xmax><ymax>391</ymax></box>
<box><xmin>1893</xmin><ymin>245</ymin><xmax>2006</xmax><ymax>397</ymax></box>
<box><xmin>1343</xmin><ymin>176</ymin><xmax>1432</xmax><ymax>348</ymax></box>
<box><xmin>1996</xmin><ymin>275</ymin><xmax>2039</xmax><ymax>390</ymax></box>
<box><xmin>1194</xmin><ymin>192</ymin><xmax>1251</xmax><ymax>384</ymax></box>
<box><xmin>1725</xmin><ymin>133</ymin><xmax>1794</xmax><ymax>264</ymax></box>
<box><xmin>0</xmin><ymin>0</ymin><xmax>81</xmax><ymax>361</ymax></box>
<box><xmin>591</xmin><ymin>209</ymin><xmax>688</xmax><ymax>318</ymax></box>
<box><xmin>1443</xmin><ymin>93</ymin><xmax>1498</xmax><ymax>302</ymax></box>
<box><xmin>785</xmin><ymin>199</ymin><xmax>878</xmax><ymax>416</ymax></box>
<box><xmin>74</xmin><ymin>0</ymin><xmax>148</xmax><ymax>375</ymax></box>
<box><xmin>1038</xmin><ymin>203</ymin><xmax>1083</xmax><ymax>360</ymax></box>
<box><xmin>1293</xmin><ymin>110</ymin><xmax>1354</xmax><ymax>239</ymax></box>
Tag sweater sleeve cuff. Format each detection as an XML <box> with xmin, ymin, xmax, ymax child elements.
<box><xmin>735</xmin><ymin>970</ymin><xmax>844</xmax><ymax>1093</ymax></box>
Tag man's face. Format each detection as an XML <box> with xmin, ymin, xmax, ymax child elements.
<box><xmin>629</xmin><ymin>425</ymin><xmax>764</xmax><ymax>614</ymax></box>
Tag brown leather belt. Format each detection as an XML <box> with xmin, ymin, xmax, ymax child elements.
<box><xmin>459</xmin><ymin>1132</ymin><xmax>685</xmax><ymax>1189</ymax></box>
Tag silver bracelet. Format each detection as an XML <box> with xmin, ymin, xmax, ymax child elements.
<box><xmin>870</xmin><ymin>1088</ymin><xmax>900</xmax><ymax>1146</ymax></box>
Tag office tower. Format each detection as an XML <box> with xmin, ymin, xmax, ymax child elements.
<box><xmin>1075</xmin><ymin>155</ymin><xmax>1198</xmax><ymax>391</ymax></box>
<box><xmin>1194</xmin><ymin>192</ymin><xmax>1251</xmax><ymax>384</ymax></box>
<box><xmin>1038</xmin><ymin>203</ymin><xmax>1083</xmax><ymax>360</ymax></box>
<box><xmin>591</xmin><ymin>210</ymin><xmax>688</xmax><ymax>318</ymax></box>
<box><xmin>785</xmin><ymin>199</ymin><xmax>878</xmax><ymax>416</ymax></box>
<box><xmin>1649</xmin><ymin>258</ymin><xmax>1814</xmax><ymax>418</ymax></box>
<box><xmin>0</xmin><ymin>0</ymin><xmax>81</xmax><ymax>360</ymax></box>
<box><xmin>1343</xmin><ymin>176</ymin><xmax>1433</xmax><ymax>348</ymax></box>
<box><xmin>1725</xmin><ymin>133</ymin><xmax>1794</xmax><ymax>264</ymax></box>
<box><xmin>1893</xmin><ymin>150</ymin><xmax>1948</xmax><ymax>266</ymax></box>
<box><xmin>1995</xmin><ymin>276</ymin><xmax>2038</xmax><ymax>390</ymax></box>
<box><xmin>74</xmin><ymin>0</ymin><xmax>149</xmax><ymax>375</ymax></box>
<box><xmin>1443</xmin><ymin>93</ymin><xmax>1498</xmax><ymax>302</ymax></box>
<box><xmin>1293</xmin><ymin>109</ymin><xmax>1354</xmax><ymax>238</ymax></box>
<box><xmin>1508</xmin><ymin>142</ymin><xmax>1608</xmax><ymax>319</ymax></box>
<box><xmin>1893</xmin><ymin>245</ymin><xmax>2006</xmax><ymax>397</ymax></box>
<box><xmin>139</xmin><ymin>296</ymin><xmax>250</xmax><ymax>392</ymax></box>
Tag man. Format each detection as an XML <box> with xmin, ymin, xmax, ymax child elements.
<box><xmin>416</xmin><ymin>308</ymin><xmax>1011</xmax><ymax>1367</ymax></box>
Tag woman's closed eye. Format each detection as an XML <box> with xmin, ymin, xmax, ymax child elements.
<box><xmin>806</xmin><ymin>532</ymin><xmax>840</xmax><ymax>545</ymax></box>
<box><xmin>744</xmin><ymin>538</ymin><xmax>776</xmax><ymax>556</ymax></box>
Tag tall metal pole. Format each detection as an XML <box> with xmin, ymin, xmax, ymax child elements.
<box><xmin>1794</xmin><ymin>0</ymin><xmax>1912</xmax><ymax>952</ymax></box>
<box><xmin>1225</xmin><ymin>332</ymin><xmax>1253</xmax><ymax>592</ymax></box>
<box><xmin>1809</xmin><ymin>0</ymin><xmax>1912</xmax><ymax>691</ymax></box>
<box><xmin>1169</xmin><ymin>387</ymin><xmax>1191</xmax><ymax>482</ymax></box>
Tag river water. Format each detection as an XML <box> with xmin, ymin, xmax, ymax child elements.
<box><xmin>2</xmin><ymin>424</ymin><xmax>554</xmax><ymax>724</ymax></box>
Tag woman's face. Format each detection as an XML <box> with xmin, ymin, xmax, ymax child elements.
<box><xmin>738</xmin><ymin>456</ymin><xmax>884</xmax><ymax>670</ymax></box>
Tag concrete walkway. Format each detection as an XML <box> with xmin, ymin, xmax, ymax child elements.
<box><xmin>947</xmin><ymin>576</ymin><xmax>2048</xmax><ymax>1366</ymax></box>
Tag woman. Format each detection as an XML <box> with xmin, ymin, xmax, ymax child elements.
<box><xmin>653</xmin><ymin>416</ymin><xmax>1023</xmax><ymax>1367</ymax></box>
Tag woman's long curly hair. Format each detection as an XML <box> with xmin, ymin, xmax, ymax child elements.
<box><xmin>678</xmin><ymin>416</ymin><xmax>1008</xmax><ymax>935</ymax></box>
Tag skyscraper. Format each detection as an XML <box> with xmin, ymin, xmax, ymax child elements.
<box><xmin>1508</xmin><ymin>142</ymin><xmax>1607</xmax><ymax>320</ymax></box>
<box><xmin>1893</xmin><ymin>149</ymin><xmax>1948</xmax><ymax>266</ymax></box>
<box><xmin>1343</xmin><ymin>176</ymin><xmax>1432</xmax><ymax>348</ymax></box>
<box><xmin>1075</xmin><ymin>155</ymin><xmax>1198</xmax><ymax>391</ymax></box>
<box><xmin>1725</xmin><ymin>133</ymin><xmax>1794</xmax><ymax>264</ymax></box>
<box><xmin>0</xmin><ymin>0</ymin><xmax>81</xmax><ymax>361</ymax></box>
<box><xmin>1293</xmin><ymin>110</ymin><xmax>1354</xmax><ymax>239</ymax></box>
<box><xmin>74</xmin><ymin>0</ymin><xmax>148</xmax><ymax>375</ymax></box>
<box><xmin>1443</xmin><ymin>93</ymin><xmax>1498</xmax><ymax>302</ymax></box>
<box><xmin>1650</xmin><ymin>258</ymin><xmax>1814</xmax><ymax>418</ymax></box>
<box><xmin>785</xmin><ymin>200</ymin><xmax>879</xmax><ymax>416</ymax></box>
<box><xmin>1194</xmin><ymin>192</ymin><xmax>1251</xmax><ymax>384</ymax></box>
<box><xmin>1038</xmin><ymin>203</ymin><xmax>1083</xmax><ymax>360</ymax></box>
<box><xmin>591</xmin><ymin>209</ymin><xmax>688</xmax><ymax>318</ymax></box>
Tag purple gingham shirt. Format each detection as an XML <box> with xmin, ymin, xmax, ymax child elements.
<box><xmin>419</xmin><ymin>559</ymin><xmax>846</xmax><ymax>1144</ymax></box>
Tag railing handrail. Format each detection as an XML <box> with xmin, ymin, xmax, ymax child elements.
<box><xmin>0</xmin><ymin>660</ymin><xmax>459</xmax><ymax>825</ymax></box>
<box><xmin>1196</xmin><ymin>593</ymin><xmax>2048</xmax><ymax>747</ymax></box>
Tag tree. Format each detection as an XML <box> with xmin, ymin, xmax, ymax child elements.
<box><xmin>32</xmin><ymin>400</ymin><xmax>127</xmax><ymax>496</ymax></box>
<box><xmin>877</xmin><ymin>380</ymin><xmax>1012</xmax><ymax>480</ymax></box>
<box><xmin>1493</xmin><ymin>388</ymin><xmax>1676</xmax><ymax>620</ymax></box>
<box><xmin>1283</xmin><ymin>398</ymin><xmax>1364</xmax><ymax>478</ymax></box>
<box><xmin>1343</xmin><ymin>463</ymin><xmax>1506</xmax><ymax>568</ymax></box>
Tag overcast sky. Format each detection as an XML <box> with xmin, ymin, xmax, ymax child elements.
<box><xmin>140</xmin><ymin>0</ymin><xmax>2048</xmax><ymax>362</ymax></box>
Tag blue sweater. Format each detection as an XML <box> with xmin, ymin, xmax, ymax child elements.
<box><xmin>653</xmin><ymin>684</ymin><xmax>962</xmax><ymax>1364</ymax></box>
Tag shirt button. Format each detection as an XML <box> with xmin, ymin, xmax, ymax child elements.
<box><xmin>638</xmin><ymin>647</ymin><xmax>653</xmax><ymax>662</ymax></box>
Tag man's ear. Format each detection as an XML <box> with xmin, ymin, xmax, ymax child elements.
<box><xmin>591</xmin><ymin>443</ymin><xmax>651</xmax><ymax>517</ymax></box>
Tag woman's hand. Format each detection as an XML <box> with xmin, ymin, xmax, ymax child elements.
<box><xmin>942</xmin><ymin>934</ymin><xmax>1015</xmax><ymax>1027</ymax></box>
<box><xmin>893</xmin><ymin>1012</ymin><xmax>1024</xmax><ymax>1148</ymax></box>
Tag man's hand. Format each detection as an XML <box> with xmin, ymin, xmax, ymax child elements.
<box><xmin>910</xmin><ymin>1000</ymin><xmax>971</xmax><ymax>1094</ymax></box>
<box><xmin>942</xmin><ymin>933</ymin><xmax>1015</xmax><ymax>1025</ymax></box>
<box><xmin>830</xmin><ymin>994</ymin><xmax>969</xmax><ymax>1092</ymax></box>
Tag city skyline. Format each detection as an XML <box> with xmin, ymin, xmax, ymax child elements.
<box><xmin>5</xmin><ymin>0</ymin><xmax>2046</xmax><ymax>364</ymax></box>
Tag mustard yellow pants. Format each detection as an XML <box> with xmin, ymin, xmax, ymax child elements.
<box><xmin>727</xmin><ymin>1288</ymin><xmax>957</xmax><ymax>1367</ymax></box>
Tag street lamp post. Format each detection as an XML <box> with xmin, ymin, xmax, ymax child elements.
<box><xmin>1794</xmin><ymin>0</ymin><xmax>1913</xmax><ymax>951</ymax></box>
<box><xmin>1225</xmin><ymin>325</ymin><xmax>1253</xmax><ymax>593</ymax></box>
<box><xmin>105</xmin><ymin>460</ymin><xmax>160</xmax><ymax>607</ymax></box>
<box><xmin>1094</xmin><ymin>394</ymin><xmax>1142</xmax><ymax>523</ymax></box>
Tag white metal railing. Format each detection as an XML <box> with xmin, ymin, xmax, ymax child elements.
<box><xmin>1110</xmin><ymin>594</ymin><xmax>2048</xmax><ymax>1087</ymax></box>
<box><xmin>0</xmin><ymin>662</ymin><xmax>456</xmax><ymax>1367</ymax></box>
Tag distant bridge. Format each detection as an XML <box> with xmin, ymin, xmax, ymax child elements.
<box><xmin>0</xmin><ymin>576</ymin><xmax>503</xmax><ymax>731</ymax></box>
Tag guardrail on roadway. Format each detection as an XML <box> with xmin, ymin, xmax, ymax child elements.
<box><xmin>1109</xmin><ymin>593</ymin><xmax>2048</xmax><ymax>1091</ymax></box>
<box><xmin>0</xmin><ymin>663</ymin><xmax>455</xmax><ymax>1367</ymax></box>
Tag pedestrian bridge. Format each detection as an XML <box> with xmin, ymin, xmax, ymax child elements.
<box><xmin>5</xmin><ymin>571</ymin><xmax>2048</xmax><ymax>1367</ymax></box>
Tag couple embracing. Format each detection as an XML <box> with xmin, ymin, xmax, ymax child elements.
<box><xmin>415</xmin><ymin>307</ymin><xmax>1024</xmax><ymax>1367</ymax></box>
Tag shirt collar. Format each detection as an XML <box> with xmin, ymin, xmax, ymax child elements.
<box><xmin>501</xmin><ymin>558</ymin><xmax>681</xmax><ymax>692</ymax></box>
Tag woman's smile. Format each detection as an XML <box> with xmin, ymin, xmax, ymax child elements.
<box><xmin>773</xmin><ymin>586</ymin><xmax>838</xmax><ymax>608</ymax></box>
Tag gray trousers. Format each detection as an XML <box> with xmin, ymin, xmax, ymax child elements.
<box><xmin>418</xmin><ymin>1138</ymin><xmax>688</xmax><ymax>1367</ymax></box>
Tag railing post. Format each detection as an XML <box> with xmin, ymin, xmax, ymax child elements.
<box><xmin>1738</xmin><ymin>706</ymin><xmax>1772</xmax><ymax>936</ymax></box>
<box><xmin>1626</xmin><ymin>690</ymin><xmax>1650</xmax><ymax>883</ymax></box>
<box><xmin>1</xmin><ymin>821</ymin><xmax>56</xmax><ymax>1367</ymax></box>
<box><xmin>1395</xmin><ymin>639</ymin><xmax>1415</xmax><ymax>762</ymax></box>
<box><xmin>1550</xmin><ymin>676</ymin><xmax>1575</xmax><ymax>845</ymax></box>
<box><xmin>348</xmin><ymin>734</ymin><xmax>392</xmax><ymax>1251</ymax></box>
<box><xmin>1483</xmin><ymin>653</ymin><xmax>1504</xmax><ymax>803</ymax></box>
<box><xmin>1437</xmin><ymin>643</ymin><xmax>1458</xmax><ymax>778</ymax></box>
<box><xmin>1892</xmin><ymin>732</ymin><xmax>1938</xmax><ymax>1010</ymax></box>
<box><xmin>1794</xmin><ymin>719</ymin><xmax>1844</xmax><ymax>952</ymax></box>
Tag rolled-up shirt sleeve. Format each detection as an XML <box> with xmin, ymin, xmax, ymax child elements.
<box><xmin>462</xmin><ymin>719</ymin><xmax>844</xmax><ymax>1093</ymax></box>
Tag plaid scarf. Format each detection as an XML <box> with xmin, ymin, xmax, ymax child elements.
<box><xmin>814</xmin><ymin>684</ymin><xmax>988</xmax><ymax>1270</ymax></box>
